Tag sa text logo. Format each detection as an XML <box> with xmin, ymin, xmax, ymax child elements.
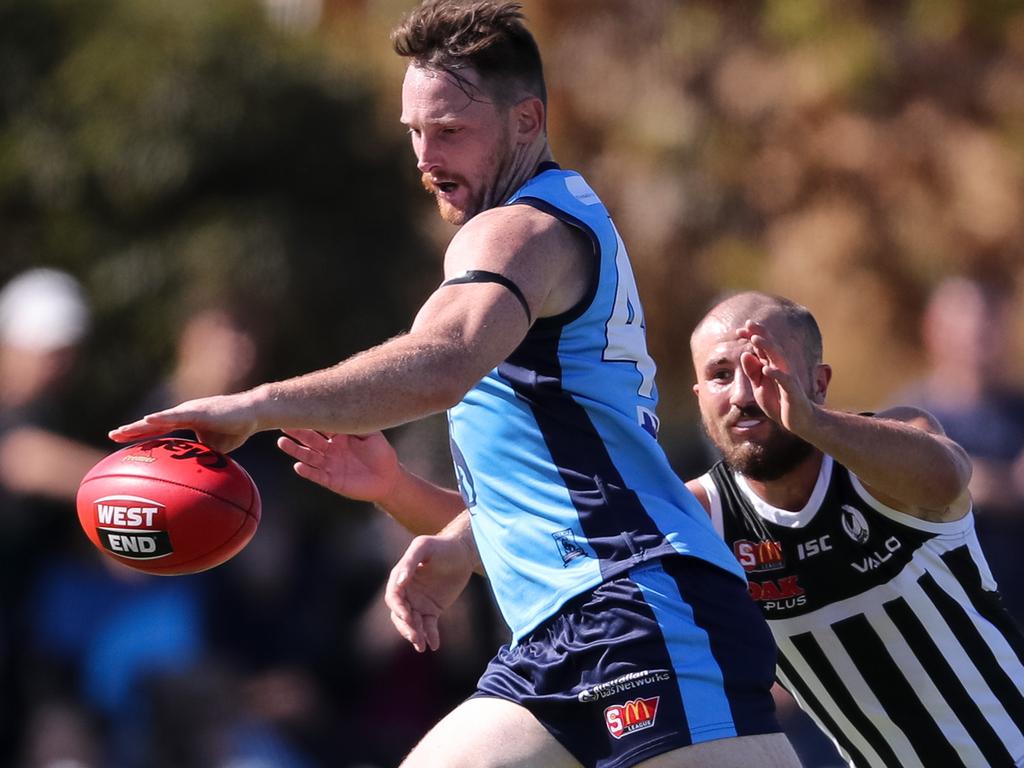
<box><xmin>604</xmin><ymin>697</ymin><xmax>659</xmax><ymax>740</ymax></box>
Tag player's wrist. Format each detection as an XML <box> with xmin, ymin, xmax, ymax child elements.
<box><xmin>244</xmin><ymin>382</ymin><xmax>282</xmax><ymax>432</ymax></box>
<box><xmin>446</xmin><ymin>513</ymin><xmax>482</xmax><ymax>574</ymax></box>
<box><xmin>375</xmin><ymin>461</ymin><xmax>412</xmax><ymax>512</ymax></box>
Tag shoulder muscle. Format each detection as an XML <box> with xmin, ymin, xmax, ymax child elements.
<box><xmin>443</xmin><ymin>205</ymin><xmax>592</xmax><ymax>319</ymax></box>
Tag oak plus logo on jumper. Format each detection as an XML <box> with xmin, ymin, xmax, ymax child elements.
<box><xmin>748</xmin><ymin>575</ymin><xmax>806</xmax><ymax>613</ymax></box>
<box><xmin>93</xmin><ymin>495</ymin><xmax>173</xmax><ymax>560</ymax></box>
<box><xmin>604</xmin><ymin>697</ymin><xmax>659</xmax><ymax>739</ymax></box>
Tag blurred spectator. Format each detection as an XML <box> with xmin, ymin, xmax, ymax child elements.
<box><xmin>22</xmin><ymin>300</ymin><xmax>312</xmax><ymax>768</ymax></box>
<box><xmin>0</xmin><ymin>268</ymin><xmax>101</xmax><ymax>501</ymax></box>
<box><xmin>0</xmin><ymin>268</ymin><xmax>106</xmax><ymax>766</ymax></box>
<box><xmin>895</xmin><ymin>275</ymin><xmax>1024</xmax><ymax>620</ymax></box>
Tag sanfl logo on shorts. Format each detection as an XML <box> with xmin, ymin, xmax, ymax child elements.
<box><xmin>604</xmin><ymin>697</ymin><xmax>659</xmax><ymax>739</ymax></box>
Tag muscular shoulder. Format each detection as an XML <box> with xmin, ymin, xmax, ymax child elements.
<box><xmin>444</xmin><ymin>204</ymin><xmax>592</xmax><ymax>319</ymax></box>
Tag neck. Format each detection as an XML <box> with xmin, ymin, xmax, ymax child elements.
<box><xmin>491</xmin><ymin>137</ymin><xmax>553</xmax><ymax>207</ymax></box>
<box><xmin>743</xmin><ymin>450</ymin><xmax>825</xmax><ymax>511</ymax></box>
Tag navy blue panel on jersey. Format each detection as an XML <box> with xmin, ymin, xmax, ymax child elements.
<box><xmin>447</xmin><ymin>167</ymin><xmax>744</xmax><ymax>643</ymax></box>
<box><xmin>473</xmin><ymin>557</ymin><xmax>781</xmax><ymax>768</ymax></box>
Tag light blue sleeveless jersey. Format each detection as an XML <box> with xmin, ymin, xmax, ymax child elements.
<box><xmin>447</xmin><ymin>167</ymin><xmax>745</xmax><ymax>644</ymax></box>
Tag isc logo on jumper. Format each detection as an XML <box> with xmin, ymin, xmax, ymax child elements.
<box><xmin>604</xmin><ymin>697</ymin><xmax>659</xmax><ymax>739</ymax></box>
<box><xmin>92</xmin><ymin>495</ymin><xmax>173</xmax><ymax>560</ymax></box>
<box><xmin>733</xmin><ymin>538</ymin><xmax>785</xmax><ymax>573</ymax></box>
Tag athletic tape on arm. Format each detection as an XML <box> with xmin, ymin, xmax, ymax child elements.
<box><xmin>442</xmin><ymin>270</ymin><xmax>533</xmax><ymax>324</ymax></box>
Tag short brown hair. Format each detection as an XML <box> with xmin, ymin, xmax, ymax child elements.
<box><xmin>391</xmin><ymin>0</ymin><xmax>547</xmax><ymax>108</ymax></box>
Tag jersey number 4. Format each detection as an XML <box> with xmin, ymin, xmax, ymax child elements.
<box><xmin>603</xmin><ymin>227</ymin><xmax>657</xmax><ymax>400</ymax></box>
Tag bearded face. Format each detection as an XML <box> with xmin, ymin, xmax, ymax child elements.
<box><xmin>403</xmin><ymin>65</ymin><xmax>518</xmax><ymax>226</ymax></box>
<box><xmin>704</xmin><ymin>405</ymin><xmax>815</xmax><ymax>481</ymax></box>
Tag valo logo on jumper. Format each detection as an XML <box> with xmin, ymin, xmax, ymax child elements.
<box><xmin>604</xmin><ymin>697</ymin><xmax>659</xmax><ymax>739</ymax></box>
<box><xmin>93</xmin><ymin>495</ymin><xmax>173</xmax><ymax>560</ymax></box>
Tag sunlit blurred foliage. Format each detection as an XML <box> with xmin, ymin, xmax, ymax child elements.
<box><xmin>501</xmin><ymin>0</ymin><xmax>1024</xmax><ymax>440</ymax></box>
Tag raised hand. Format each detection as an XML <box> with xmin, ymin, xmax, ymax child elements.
<box><xmin>276</xmin><ymin>429</ymin><xmax>400</xmax><ymax>504</ymax></box>
<box><xmin>737</xmin><ymin>321</ymin><xmax>815</xmax><ymax>435</ymax></box>
<box><xmin>385</xmin><ymin>529</ymin><xmax>476</xmax><ymax>653</ymax></box>
<box><xmin>108</xmin><ymin>393</ymin><xmax>260</xmax><ymax>453</ymax></box>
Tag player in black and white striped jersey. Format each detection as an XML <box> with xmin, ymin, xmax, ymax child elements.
<box><xmin>688</xmin><ymin>290</ymin><xmax>1024</xmax><ymax>767</ymax></box>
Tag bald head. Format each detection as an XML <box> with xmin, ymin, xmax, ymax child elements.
<box><xmin>691</xmin><ymin>291</ymin><xmax>822</xmax><ymax>370</ymax></box>
<box><xmin>690</xmin><ymin>291</ymin><xmax>826</xmax><ymax>480</ymax></box>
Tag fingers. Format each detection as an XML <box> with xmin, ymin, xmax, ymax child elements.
<box><xmin>740</xmin><ymin>349</ymin><xmax>765</xmax><ymax>383</ymax></box>
<box><xmin>109</xmin><ymin>422</ymin><xmax>164</xmax><ymax>442</ymax></box>
<box><xmin>109</xmin><ymin>403</ymin><xmax>206</xmax><ymax>442</ymax></box>
<box><xmin>386</xmin><ymin>563</ymin><xmax>427</xmax><ymax>652</ymax></box>
<box><xmin>290</xmin><ymin>461</ymin><xmax>330</xmax><ymax>487</ymax></box>
<box><xmin>737</xmin><ymin>322</ymin><xmax>792</xmax><ymax>373</ymax></box>
<box><xmin>423</xmin><ymin>614</ymin><xmax>440</xmax><ymax>652</ymax></box>
<box><xmin>280</xmin><ymin>429</ymin><xmax>334</xmax><ymax>451</ymax></box>
<box><xmin>390</xmin><ymin>609</ymin><xmax>426</xmax><ymax>653</ymax></box>
<box><xmin>108</xmin><ymin>412</ymin><xmax>180</xmax><ymax>442</ymax></box>
<box><xmin>277</xmin><ymin>434</ymin><xmax>323</xmax><ymax>466</ymax></box>
<box><xmin>749</xmin><ymin>335</ymin><xmax>788</xmax><ymax>373</ymax></box>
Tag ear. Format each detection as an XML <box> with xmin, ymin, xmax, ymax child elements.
<box><xmin>813</xmin><ymin>364</ymin><xmax>832</xmax><ymax>403</ymax></box>
<box><xmin>512</xmin><ymin>96</ymin><xmax>545</xmax><ymax>144</ymax></box>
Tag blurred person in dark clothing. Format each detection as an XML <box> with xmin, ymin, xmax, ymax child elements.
<box><xmin>0</xmin><ymin>267</ymin><xmax>105</xmax><ymax>766</ymax></box>
<box><xmin>0</xmin><ymin>268</ymin><xmax>101</xmax><ymax>509</ymax></box>
<box><xmin>894</xmin><ymin>275</ymin><xmax>1024</xmax><ymax>621</ymax></box>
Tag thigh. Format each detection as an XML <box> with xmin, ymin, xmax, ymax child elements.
<box><xmin>635</xmin><ymin>733</ymin><xmax>800</xmax><ymax>768</ymax></box>
<box><xmin>400</xmin><ymin>696</ymin><xmax>582</xmax><ymax>768</ymax></box>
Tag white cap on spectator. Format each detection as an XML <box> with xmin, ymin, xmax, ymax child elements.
<box><xmin>0</xmin><ymin>268</ymin><xmax>90</xmax><ymax>351</ymax></box>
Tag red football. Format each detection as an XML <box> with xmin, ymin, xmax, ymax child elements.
<box><xmin>76</xmin><ymin>438</ymin><xmax>261</xmax><ymax>575</ymax></box>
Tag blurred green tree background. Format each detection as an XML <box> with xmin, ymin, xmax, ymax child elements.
<box><xmin>0</xmin><ymin>0</ymin><xmax>426</xmax><ymax>441</ymax></box>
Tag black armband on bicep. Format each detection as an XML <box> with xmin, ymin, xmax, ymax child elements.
<box><xmin>442</xmin><ymin>270</ymin><xmax>533</xmax><ymax>324</ymax></box>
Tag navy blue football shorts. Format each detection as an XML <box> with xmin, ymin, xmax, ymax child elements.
<box><xmin>473</xmin><ymin>555</ymin><xmax>781</xmax><ymax>768</ymax></box>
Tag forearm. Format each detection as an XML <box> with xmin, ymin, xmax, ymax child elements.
<box><xmin>799</xmin><ymin>407</ymin><xmax>971</xmax><ymax>509</ymax></box>
<box><xmin>379</xmin><ymin>469</ymin><xmax>467</xmax><ymax>536</ymax></box>
<box><xmin>254</xmin><ymin>333</ymin><xmax>476</xmax><ymax>435</ymax></box>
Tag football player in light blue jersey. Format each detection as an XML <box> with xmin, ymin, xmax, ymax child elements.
<box><xmin>110</xmin><ymin>2</ymin><xmax>798</xmax><ymax>766</ymax></box>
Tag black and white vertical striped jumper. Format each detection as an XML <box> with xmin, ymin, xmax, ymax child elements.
<box><xmin>699</xmin><ymin>454</ymin><xmax>1024</xmax><ymax>767</ymax></box>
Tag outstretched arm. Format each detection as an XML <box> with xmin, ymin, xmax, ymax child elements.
<box><xmin>740</xmin><ymin>321</ymin><xmax>972</xmax><ymax>520</ymax></box>
<box><xmin>385</xmin><ymin>511</ymin><xmax>481</xmax><ymax>652</ymax></box>
<box><xmin>276</xmin><ymin>428</ymin><xmax>464</xmax><ymax>535</ymax></box>
<box><xmin>109</xmin><ymin>205</ymin><xmax>589</xmax><ymax>453</ymax></box>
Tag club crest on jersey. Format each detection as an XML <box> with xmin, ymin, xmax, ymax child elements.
<box><xmin>604</xmin><ymin>697</ymin><xmax>659</xmax><ymax>739</ymax></box>
<box><xmin>92</xmin><ymin>495</ymin><xmax>173</xmax><ymax>560</ymax></box>
<box><xmin>841</xmin><ymin>505</ymin><xmax>870</xmax><ymax>544</ymax></box>
<box><xmin>733</xmin><ymin>538</ymin><xmax>785</xmax><ymax>572</ymax></box>
<box><xmin>553</xmin><ymin>528</ymin><xmax>586</xmax><ymax>566</ymax></box>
